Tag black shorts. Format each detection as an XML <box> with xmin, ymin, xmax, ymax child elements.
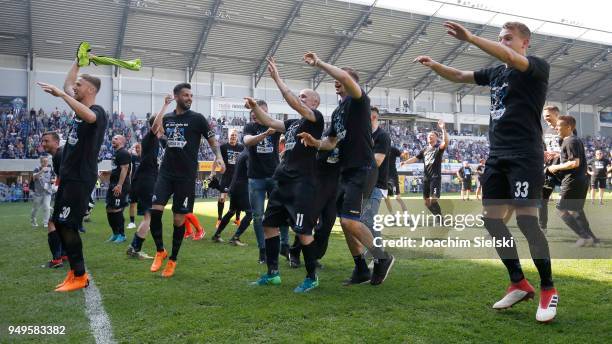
<box><xmin>461</xmin><ymin>178</ymin><xmax>472</xmax><ymax>190</ymax></box>
<box><xmin>52</xmin><ymin>180</ymin><xmax>95</xmax><ymax>229</ymax></box>
<box><xmin>557</xmin><ymin>179</ymin><xmax>588</xmax><ymax>211</ymax></box>
<box><xmin>134</xmin><ymin>176</ymin><xmax>156</xmax><ymax>216</ymax></box>
<box><xmin>336</xmin><ymin>166</ymin><xmax>377</xmax><ymax>220</ymax></box>
<box><xmin>219</xmin><ymin>173</ymin><xmax>232</xmax><ymax>194</ymax></box>
<box><xmin>129</xmin><ymin>180</ymin><xmax>138</xmax><ymax>203</ymax></box>
<box><xmin>387</xmin><ymin>176</ymin><xmax>400</xmax><ymax>197</ymax></box>
<box><xmin>262</xmin><ymin>177</ymin><xmax>317</xmax><ymax>235</ymax></box>
<box><xmin>423</xmin><ymin>177</ymin><xmax>441</xmax><ymax>199</ymax></box>
<box><xmin>152</xmin><ymin>175</ymin><xmax>195</xmax><ymax>214</ymax></box>
<box><xmin>591</xmin><ymin>177</ymin><xmax>606</xmax><ymax>189</ymax></box>
<box><xmin>229</xmin><ymin>186</ymin><xmax>250</xmax><ymax>212</ymax></box>
<box><xmin>482</xmin><ymin>154</ymin><xmax>544</xmax><ymax>207</ymax></box>
<box><xmin>106</xmin><ymin>183</ymin><xmax>130</xmax><ymax>209</ymax></box>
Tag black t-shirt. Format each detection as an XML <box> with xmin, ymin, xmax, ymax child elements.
<box><xmin>327</xmin><ymin>89</ymin><xmax>375</xmax><ymax>169</ymax></box>
<box><xmin>458</xmin><ymin>166</ymin><xmax>472</xmax><ymax>180</ymax></box>
<box><xmin>316</xmin><ymin>147</ymin><xmax>341</xmax><ymax>177</ymax></box>
<box><xmin>243</xmin><ymin>122</ymin><xmax>281</xmax><ymax>179</ymax></box>
<box><xmin>590</xmin><ymin>158</ymin><xmax>610</xmax><ymax>179</ymax></box>
<box><xmin>134</xmin><ymin>131</ymin><xmax>159</xmax><ymax>180</ymax></box>
<box><xmin>110</xmin><ymin>148</ymin><xmax>131</xmax><ymax>185</ymax></box>
<box><xmin>372</xmin><ymin>127</ymin><xmax>391</xmax><ymax>189</ymax></box>
<box><xmin>275</xmin><ymin>111</ymin><xmax>324</xmax><ymax>180</ymax></box>
<box><xmin>221</xmin><ymin>142</ymin><xmax>245</xmax><ymax>178</ymax></box>
<box><xmin>60</xmin><ymin>105</ymin><xmax>108</xmax><ymax>183</ymax></box>
<box><xmin>559</xmin><ymin>135</ymin><xmax>587</xmax><ymax>185</ymax></box>
<box><xmin>130</xmin><ymin>154</ymin><xmax>141</xmax><ymax>182</ymax></box>
<box><xmin>387</xmin><ymin>146</ymin><xmax>401</xmax><ymax>179</ymax></box>
<box><xmin>474</xmin><ymin>56</ymin><xmax>549</xmax><ymax>156</ymax></box>
<box><xmin>476</xmin><ymin>164</ymin><xmax>485</xmax><ymax>179</ymax></box>
<box><xmin>416</xmin><ymin>143</ymin><xmax>445</xmax><ymax>180</ymax></box>
<box><xmin>52</xmin><ymin>146</ymin><xmax>63</xmax><ymax>177</ymax></box>
<box><xmin>229</xmin><ymin>150</ymin><xmax>249</xmax><ymax>195</ymax></box>
<box><xmin>159</xmin><ymin>110</ymin><xmax>214</xmax><ymax>181</ymax></box>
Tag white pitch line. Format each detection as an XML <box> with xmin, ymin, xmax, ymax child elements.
<box><xmin>83</xmin><ymin>272</ymin><xmax>116</xmax><ymax>344</ymax></box>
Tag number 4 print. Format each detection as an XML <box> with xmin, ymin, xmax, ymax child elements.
<box><xmin>514</xmin><ymin>181</ymin><xmax>529</xmax><ymax>198</ymax></box>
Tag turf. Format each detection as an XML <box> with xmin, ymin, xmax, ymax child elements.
<box><xmin>0</xmin><ymin>194</ymin><xmax>610</xmax><ymax>343</ymax></box>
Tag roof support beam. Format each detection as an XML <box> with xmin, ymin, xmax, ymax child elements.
<box><xmin>550</xmin><ymin>47</ymin><xmax>610</xmax><ymax>94</ymax></box>
<box><xmin>27</xmin><ymin>0</ymin><xmax>34</xmax><ymax>70</ymax></box>
<box><xmin>253</xmin><ymin>0</ymin><xmax>304</xmax><ymax>87</ymax></box>
<box><xmin>188</xmin><ymin>0</ymin><xmax>223</xmax><ymax>82</ymax></box>
<box><xmin>113</xmin><ymin>0</ymin><xmax>132</xmax><ymax>77</ymax></box>
<box><xmin>566</xmin><ymin>73</ymin><xmax>612</xmax><ymax>109</ymax></box>
<box><xmin>311</xmin><ymin>0</ymin><xmax>378</xmax><ymax>89</ymax></box>
<box><xmin>365</xmin><ymin>17</ymin><xmax>438</xmax><ymax>94</ymax></box>
<box><xmin>413</xmin><ymin>24</ymin><xmax>488</xmax><ymax>98</ymax></box>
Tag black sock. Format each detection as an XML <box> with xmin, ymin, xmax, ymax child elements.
<box><xmin>48</xmin><ymin>231</ymin><xmax>62</xmax><ymax>260</ymax></box>
<box><xmin>149</xmin><ymin>209</ymin><xmax>164</xmax><ymax>252</ymax></box>
<box><xmin>214</xmin><ymin>209</ymin><xmax>235</xmax><ymax>237</ymax></box>
<box><xmin>483</xmin><ymin>217</ymin><xmax>524</xmax><ymax>283</ymax></box>
<box><xmin>265</xmin><ymin>236</ymin><xmax>280</xmax><ymax>275</ymax></box>
<box><xmin>302</xmin><ymin>240</ymin><xmax>318</xmax><ymax>279</ymax></box>
<box><xmin>516</xmin><ymin>215</ymin><xmax>553</xmax><ymax>289</ymax></box>
<box><xmin>107</xmin><ymin>212</ymin><xmax>118</xmax><ymax>235</ymax></box>
<box><xmin>575</xmin><ymin>210</ymin><xmax>598</xmax><ymax>240</ymax></box>
<box><xmin>131</xmin><ymin>233</ymin><xmax>145</xmax><ymax>252</ymax></box>
<box><xmin>170</xmin><ymin>223</ymin><xmax>185</xmax><ymax>261</ymax></box>
<box><xmin>130</xmin><ymin>216</ymin><xmax>135</xmax><ymax>223</ymax></box>
<box><xmin>353</xmin><ymin>253</ymin><xmax>369</xmax><ymax>274</ymax></box>
<box><xmin>560</xmin><ymin>212</ymin><xmax>588</xmax><ymax>238</ymax></box>
<box><xmin>217</xmin><ymin>201</ymin><xmax>224</xmax><ymax>220</ymax></box>
<box><xmin>56</xmin><ymin>223</ymin><xmax>86</xmax><ymax>276</ymax></box>
<box><xmin>430</xmin><ymin>202</ymin><xmax>442</xmax><ymax>216</ymax></box>
<box><xmin>114</xmin><ymin>211</ymin><xmax>125</xmax><ymax>235</ymax></box>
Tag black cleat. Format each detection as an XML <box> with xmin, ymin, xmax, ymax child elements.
<box><xmin>342</xmin><ymin>268</ymin><xmax>371</xmax><ymax>286</ymax></box>
<box><xmin>370</xmin><ymin>254</ymin><xmax>395</xmax><ymax>286</ymax></box>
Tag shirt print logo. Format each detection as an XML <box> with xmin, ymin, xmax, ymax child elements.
<box><xmin>327</xmin><ymin>147</ymin><xmax>340</xmax><ymax>164</ymax></box>
<box><xmin>256</xmin><ymin>129</ymin><xmax>274</xmax><ymax>154</ymax></box>
<box><xmin>227</xmin><ymin>150</ymin><xmax>240</xmax><ymax>165</ymax></box>
<box><xmin>67</xmin><ymin>121</ymin><xmax>79</xmax><ymax>145</ymax></box>
<box><xmin>165</xmin><ymin>123</ymin><xmax>187</xmax><ymax>148</ymax></box>
<box><xmin>333</xmin><ymin>111</ymin><xmax>346</xmax><ymax>141</ymax></box>
<box><xmin>284</xmin><ymin>120</ymin><xmax>301</xmax><ymax>151</ymax></box>
<box><xmin>489</xmin><ymin>82</ymin><xmax>508</xmax><ymax>120</ymax></box>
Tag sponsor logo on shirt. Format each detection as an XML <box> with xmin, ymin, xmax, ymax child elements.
<box><xmin>256</xmin><ymin>129</ymin><xmax>274</xmax><ymax>154</ymax></box>
<box><xmin>489</xmin><ymin>82</ymin><xmax>508</xmax><ymax>120</ymax></box>
<box><xmin>165</xmin><ymin>122</ymin><xmax>187</xmax><ymax>148</ymax></box>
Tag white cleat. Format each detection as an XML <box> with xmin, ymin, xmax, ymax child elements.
<box><xmin>127</xmin><ymin>222</ymin><xmax>137</xmax><ymax>229</ymax></box>
<box><xmin>536</xmin><ymin>288</ymin><xmax>558</xmax><ymax>323</ymax></box>
<box><xmin>492</xmin><ymin>279</ymin><xmax>535</xmax><ymax>310</ymax></box>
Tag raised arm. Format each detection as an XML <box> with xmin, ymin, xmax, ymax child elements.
<box><xmin>63</xmin><ymin>60</ymin><xmax>79</xmax><ymax>97</ymax></box>
<box><xmin>243</xmin><ymin>128</ymin><xmax>276</xmax><ymax>147</ymax></box>
<box><xmin>443</xmin><ymin>21</ymin><xmax>529</xmax><ymax>72</ymax></box>
<box><xmin>303</xmin><ymin>51</ymin><xmax>362</xmax><ymax>99</ymax></box>
<box><xmin>414</xmin><ymin>55</ymin><xmax>475</xmax><ymax>84</ymax></box>
<box><xmin>438</xmin><ymin>120</ymin><xmax>449</xmax><ymax>150</ymax></box>
<box><xmin>151</xmin><ymin>94</ymin><xmax>173</xmax><ymax>137</ymax></box>
<box><xmin>244</xmin><ymin>97</ymin><xmax>285</xmax><ymax>132</ymax></box>
<box><xmin>297</xmin><ymin>133</ymin><xmax>338</xmax><ymax>151</ymax></box>
<box><xmin>267</xmin><ymin>57</ymin><xmax>317</xmax><ymax>123</ymax></box>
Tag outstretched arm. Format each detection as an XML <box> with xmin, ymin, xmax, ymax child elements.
<box><xmin>413</xmin><ymin>56</ymin><xmax>475</xmax><ymax>84</ymax></box>
<box><xmin>63</xmin><ymin>60</ymin><xmax>79</xmax><ymax>97</ymax></box>
<box><xmin>297</xmin><ymin>133</ymin><xmax>338</xmax><ymax>151</ymax></box>
<box><xmin>268</xmin><ymin>57</ymin><xmax>317</xmax><ymax>123</ymax></box>
<box><xmin>244</xmin><ymin>97</ymin><xmax>285</xmax><ymax>132</ymax></box>
<box><xmin>443</xmin><ymin>21</ymin><xmax>530</xmax><ymax>72</ymax></box>
<box><xmin>438</xmin><ymin>120</ymin><xmax>449</xmax><ymax>150</ymax></box>
<box><xmin>36</xmin><ymin>82</ymin><xmax>97</xmax><ymax>124</ymax></box>
<box><xmin>303</xmin><ymin>51</ymin><xmax>362</xmax><ymax>99</ymax></box>
<box><xmin>151</xmin><ymin>94</ymin><xmax>173</xmax><ymax>137</ymax></box>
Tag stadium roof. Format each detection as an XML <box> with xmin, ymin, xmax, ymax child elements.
<box><xmin>1</xmin><ymin>0</ymin><xmax>610</xmax><ymax>107</ymax></box>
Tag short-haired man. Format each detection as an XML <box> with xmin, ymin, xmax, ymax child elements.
<box><xmin>127</xmin><ymin>142</ymin><xmax>141</xmax><ymax>229</ymax></box>
<box><xmin>40</xmin><ymin>131</ymin><xmax>65</xmax><ymax>268</ymax></box>
<box><xmin>31</xmin><ymin>156</ymin><xmax>54</xmax><ymax>228</ymax></box>
<box><xmin>547</xmin><ymin>115</ymin><xmax>599</xmax><ymax>246</ymax></box>
<box><xmin>414</xmin><ymin>21</ymin><xmax>557</xmax><ymax>322</ymax></box>
<box><xmin>298</xmin><ymin>52</ymin><xmax>395</xmax><ymax>286</ymax></box>
<box><xmin>149</xmin><ymin>84</ymin><xmax>225</xmax><ymax>277</ymax></box>
<box><xmin>213</xmin><ymin>128</ymin><xmax>244</xmax><ymax>236</ymax></box>
<box><xmin>105</xmin><ymin>135</ymin><xmax>131</xmax><ymax>243</ymax></box>
<box><xmin>456</xmin><ymin>161</ymin><xmax>473</xmax><ymax>201</ymax></box>
<box><xmin>37</xmin><ymin>58</ymin><xmax>108</xmax><ymax>291</ymax></box>
<box><xmin>587</xmin><ymin>149</ymin><xmax>610</xmax><ymax>206</ymax></box>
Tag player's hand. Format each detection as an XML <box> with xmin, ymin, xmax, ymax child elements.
<box><xmin>112</xmin><ymin>184</ymin><xmax>122</xmax><ymax>197</ymax></box>
<box><xmin>264</xmin><ymin>128</ymin><xmax>276</xmax><ymax>136</ymax></box>
<box><xmin>303</xmin><ymin>51</ymin><xmax>321</xmax><ymax>67</ymax></box>
<box><xmin>437</xmin><ymin>119</ymin><xmax>445</xmax><ymax>130</ymax></box>
<box><xmin>413</xmin><ymin>55</ymin><xmax>436</xmax><ymax>67</ymax></box>
<box><xmin>443</xmin><ymin>21</ymin><xmax>473</xmax><ymax>42</ymax></box>
<box><xmin>297</xmin><ymin>132</ymin><xmax>318</xmax><ymax>147</ymax></box>
<box><xmin>546</xmin><ymin>165</ymin><xmax>559</xmax><ymax>174</ymax></box>
<box><xmin>164</xmin><ymin>93</ymin><xmax>174</xmax><ymax>105</ymax></box>
<box><xmin>214</xmin><ymin>157</ymin><xmax>226</xmax><ymax>174</ymax></box>
<box><xmin>36</xmin><ymin>82</ymin><xmax>66</xmax><ymax>98</ymax></box>
<box><xmin>244</xmin><ymin>97</ymin><xmax>257</xmax><ymax>110</ymax></box>
<box><xmin>266</xmin><ymin>56</ymin><xmax>281</xmax><ymax>81</ymax></box>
